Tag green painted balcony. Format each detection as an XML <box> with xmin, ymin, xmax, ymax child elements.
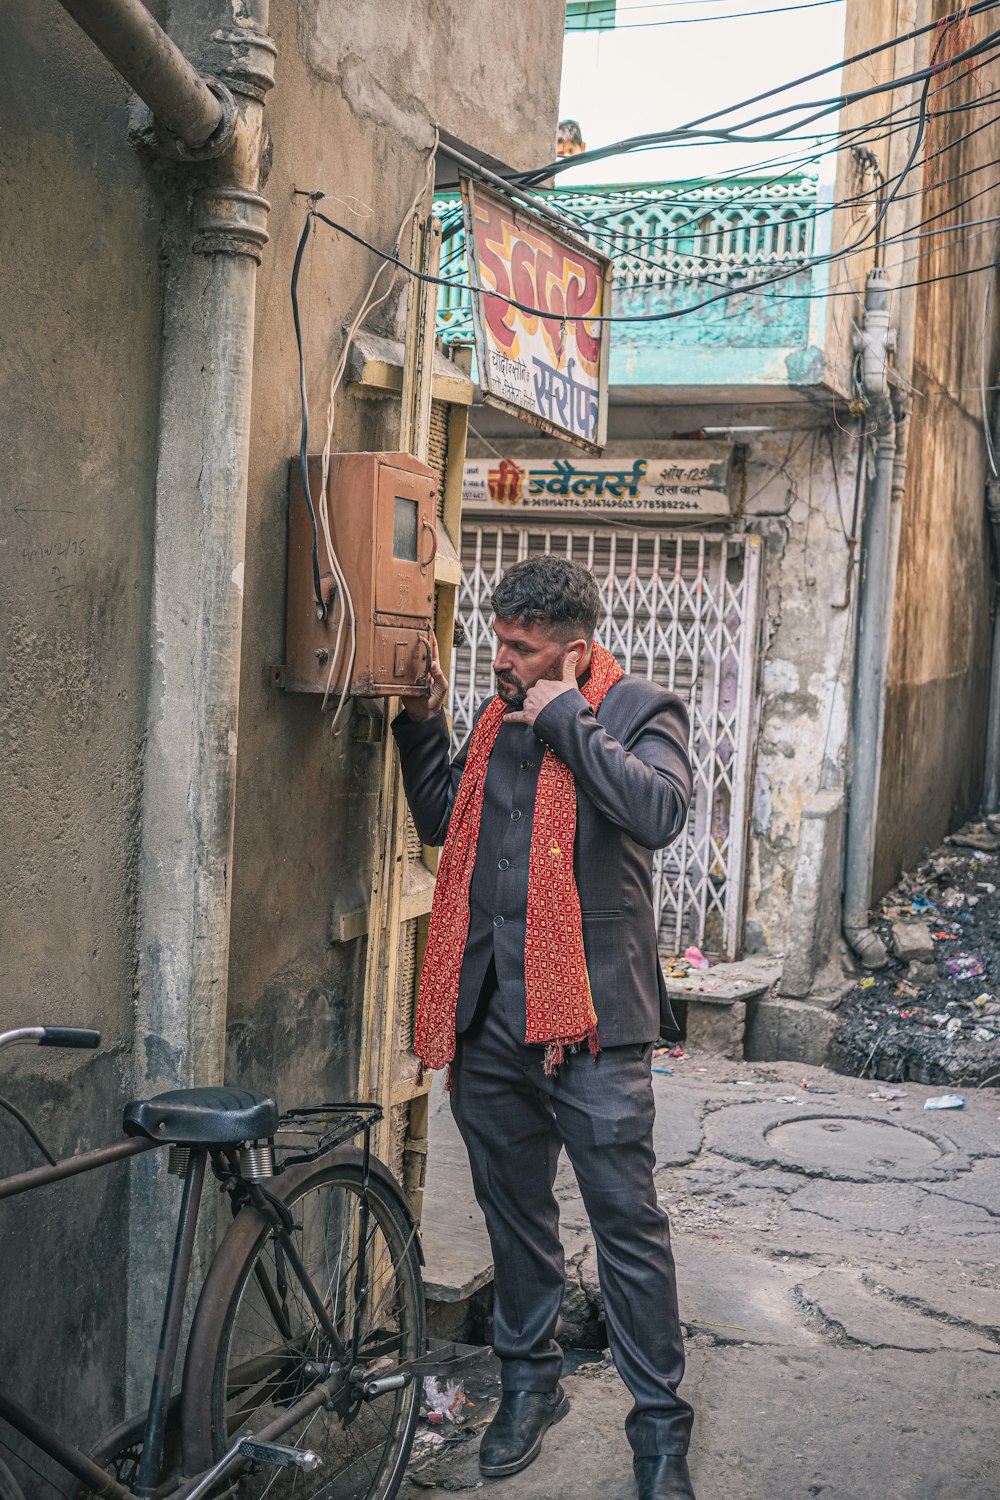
<box><xmin>434</xmin><ymin>177</ymin><xmax>838</xmax><ymax>402</ymax></box>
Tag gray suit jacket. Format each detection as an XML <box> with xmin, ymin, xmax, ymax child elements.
<box><xmin>392</xmin><ymin>674</ymin><xmax>693</xmax><ymax>1046</ymax></box>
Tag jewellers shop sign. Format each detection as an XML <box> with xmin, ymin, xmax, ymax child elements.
<box><xmin>461</xmin><ymin>178</ymin><xmax>612</xmax><ymax>454</ymax></box>
<box><xmin>462</xmin><ymin>444</ymin><xmax>737</xmax><ymax>518</ymax></box>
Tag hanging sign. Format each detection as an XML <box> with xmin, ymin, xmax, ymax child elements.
<box><xmin>460</xmin><ymin>177</ymin><xmax>612</xmax><ymax>455</ymax></box>
<box><xmin>462</xmin><ymin>443</ymin><xmax>737</xmax><ymax>517</ymax></box>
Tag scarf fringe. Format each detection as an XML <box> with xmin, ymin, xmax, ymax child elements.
<box><xmin>543</xmin><ymin>1024</ymin><xmax>602</xmax><ymax>1077</ymax></box>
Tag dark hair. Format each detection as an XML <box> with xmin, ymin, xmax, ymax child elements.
<box><xmin>490</xmin><ymin>556</ymin><xmax>601</xmax><ymax>640</ymax></box>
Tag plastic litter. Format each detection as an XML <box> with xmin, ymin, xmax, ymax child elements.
<box><xmin>933</xmin><ymin>931</ymin><xmax>959</xmax><ymax>940</ymax></box>
<box><xmin>423</xmin><ymin>1378</ymin><xmax>467</xmax><ymax>1425</ymax></box>
<box><xmin>973</xmin><ymin>1027</ymin><xmax>996</xmax><ymax>1042</ymax></box>
<box><xmin>924</xmin><ymin>1094</ymin><xmax>966</xmax><ymax>1110</ymax></box>
<box><xmin>667</xmin><ymin>1045</ymin><xmax>685</xmax><ymax>1059</ymax></box>
<box><xmin>651</xmin><ymin>1067</ymin><xmax>674</xmax><ymax>1075</ymax></box>
<box><xmin>869</xmin><ymin>1086</ymin><xmax>906</xmax><ymax>1100</ymax></box>
<box><xmin>684</xmin><ymin>945</ymin><xmax>711</xmax><ymax>971</ymax></box>
<box><xmin>945</xmin><ymin>1017</ymin><xmax>962</xmax><ymax>1037</ymax></box>
<box><xmin>945</xmin><ymin>953</ymin><xmax>985</xmax><ymax>979</ymax></box>
<box><xmin>859</xmin><ymin>977</ymin><xmax>876</xmax><ymax>989</ymax></box>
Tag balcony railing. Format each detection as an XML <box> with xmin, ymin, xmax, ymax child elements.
<box><xmin>433</xmin><ymin>176</ymin><xmax>827</xmax><ymax>390</ymax></box>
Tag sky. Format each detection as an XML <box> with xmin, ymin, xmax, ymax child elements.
<box><xmin>556</xmin><ymin>0</ymin><xmax>849</xmax><ymax>188</ymax></box>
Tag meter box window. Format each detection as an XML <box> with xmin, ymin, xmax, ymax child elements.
<box><xmin>283</xmin><ymin>452</ymin><xmax>438</xmax><ymax>699</ymax></box>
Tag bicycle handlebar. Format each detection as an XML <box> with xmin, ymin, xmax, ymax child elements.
<box><xmin>0</xmin><ymin>1027</ymin><xmax>101</xmax><ymax>1053</ymax></box>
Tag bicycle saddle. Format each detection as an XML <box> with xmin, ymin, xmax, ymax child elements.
<box><xmin>122</xmin><ymin>1086</ymin><xmax>279</xmax><ymax>1145</ymax></box>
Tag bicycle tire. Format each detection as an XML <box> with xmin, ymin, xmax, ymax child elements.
<box><xmin>181</xmin><ymin>1149</ymin><xmax>425</xmax><ymax>1500</ymax></box>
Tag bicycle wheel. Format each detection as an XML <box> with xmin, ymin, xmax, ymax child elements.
<box><xmin>181</xmin><ymin>1149</ymin><xmax>425</xmax><ymax>1500</ymax></box>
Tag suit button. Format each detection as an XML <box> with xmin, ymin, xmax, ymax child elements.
<box><xmin>498</xmin><ymin>858</ymin><xmax>510</xmax><ymax>870</ymax></box>
<box><xmin>511</xmin><ymin>810</ymin><xmax>522</xmax><ymax>821</ymax></box>
<box><xmin>493</xmin><ymin>915</ymin><xmax>505</xmax><ymax>927</ymax></box>
<box><xmin>520</xmin><ymin>759</ymin><xmax>530</xmax><ymax>770</ymax></box>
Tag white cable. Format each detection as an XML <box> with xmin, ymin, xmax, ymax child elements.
<box><xmin>317</xmin><ymin>132</ymin><xmax>440</xmax><ymax>730</ymax></box>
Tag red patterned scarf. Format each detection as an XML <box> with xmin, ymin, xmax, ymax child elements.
<box><xmin>415</xmin><ymin>641</ymin><xmax>624</xmax><ymax>1074</ymax></box>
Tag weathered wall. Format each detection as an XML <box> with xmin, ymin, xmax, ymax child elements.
<box><xmin>0</xmin><ymin>0</ymin><xmax>564</xmax><ymax>1478</ymax></box>
<box><xmin>0</xmin><ymin>0</ymin><xmax>163</xmax><ymax>1466</ymax></box>
<box><xmin>874</xmin><ymin>28</ymin><xmax>1000</xmax><ymax>892</ymax></box>
<box><xmin>464</xmin><ymin>399</ymin><xmax>862</xmax><ymax>965</ymax></box>
<box><xmin>226</xmin><ymin>0</ymin><xmax>564</xmax><ymax>1100</ymax></box>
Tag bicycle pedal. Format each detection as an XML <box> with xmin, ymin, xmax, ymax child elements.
<box><xmin>238</xmin><ymin>1438</ymin><xmax>322</xmax><ymax>1472</ymax></box>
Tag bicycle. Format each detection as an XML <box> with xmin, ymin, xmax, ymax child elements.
<box><xmin>0</xmin><ymin>1025</ymin><xmax>427</xmax><ymax>1500</ymax></box>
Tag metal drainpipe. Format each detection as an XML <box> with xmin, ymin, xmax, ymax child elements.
<box><xmin>982</xmin><ymin>393</ymin><xmax>1000</xmax><ymax>811</ymax></box>
<box><xmin>54</xmin><ymin>0</ymin><xmax>230</xmax><ymax>151</ymax></box>
<box><xmin>843</xmin><ymin>270</ymin><xmax>897</xmax><ymax>967</ymax></box>
<box><xmin>117</xmin><ymin>2</ymin><xmax>274</xmax><ymax>1404</ymax></box>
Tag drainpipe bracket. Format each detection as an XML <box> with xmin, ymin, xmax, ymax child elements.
<box><xmin>192</xmin><ymin>186</ymin><xmax>271</xmax><ymax>260</ymax></box>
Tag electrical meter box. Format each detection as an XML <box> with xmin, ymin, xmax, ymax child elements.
<box><xmin>281</xmin><ymin>451</ymin><xmax>438</xmax><ymax>699</ymax></box>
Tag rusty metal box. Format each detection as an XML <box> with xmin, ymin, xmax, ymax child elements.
<box><xmin>281</xmin><ymin>452</ymin><xmax>438</xmax><ymax>699</ymax></box>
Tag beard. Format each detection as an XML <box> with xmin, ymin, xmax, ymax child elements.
<box><xmin>495</xmin><ymin>670</ymin><xmax>527</xmax><ymax>710</ymax></box>
<box><xmin>495</xmin><ymin>655</ymin><xmax>566</xmax><ymax>711</ymax></box>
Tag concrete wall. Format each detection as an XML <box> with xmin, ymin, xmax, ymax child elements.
<box><xmin>874</xmin><ymin>35</ymin><xmax>1000</xmax><ymax>892</ymax></box>
<box><xmin>226</xmin><ymin>0</ymin><xmax>564</xmax><ymax>1102</ymax></box>
<box><xmin>0</xmin><ymin>0</ymin><xmax>563</xmax><ymax>1476</ymax></box>
<box><xmin>0</xmin><ymin>0</ymin><xmax>162</xmax><ymax>1463</ymax></box>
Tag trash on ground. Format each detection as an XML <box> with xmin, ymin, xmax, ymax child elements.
<box><xmin>924</xmin><ymin>1094</ymin><xmax>966</xmax><ymax>1110</ymax></box>
<box><xmin>869</xmin><ymin>1086</ymin><xmax>907</xmax><ymax>1100</ymax></box>
<box><xmin>859</xmin><ymin>977</ymin><xmax>876</xmax><ymax>989</ymax></box>
<box><xmin>945</xmin><ymin>953</ymin><xmax>985</xmax><ymax>979</ymax></box>
<box><xmin>684</xmin><ymin>945</ymin><xmax>711</xmax><ymax>971</ymax></box>
<box><xmin>667</xmin><ymin>1045</ymin><xmax>685</xmax><ymax>1059</ymax></box>
<box><xmin>422</xmin><ymin>1378</ymin><xmax>468</xmax><ymax>1424</ymax></box>
<box><xmin>932</xmin><ymin>931</ymin><xmax>959</xmax><ymax>940</ymax></box>
<box><xmin>652</xmin><ymin>1067</ymin><xmax>674</xmax><ymax>1075</ymax></box>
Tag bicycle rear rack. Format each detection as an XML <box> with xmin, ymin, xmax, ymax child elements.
<box><xmin>270</xmin><ymin>1102</ymin><xmax>384</xmax><ymax>1172</ymax></box>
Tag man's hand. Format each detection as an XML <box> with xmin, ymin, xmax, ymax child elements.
<box><xmin>505</xmin><ymin>650</ymin><xmax>580</xmax><ymax>729</ymax></box>
<box><xmin>403</xmin><ymin>632</ymin><xmax>449</xmax><ymax>721</ymax></box>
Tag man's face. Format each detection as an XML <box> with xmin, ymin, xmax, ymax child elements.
<box><xmin>492</xmin><ymin>617</ymin><xmax>583</xmax><ymax>709</ymax></box>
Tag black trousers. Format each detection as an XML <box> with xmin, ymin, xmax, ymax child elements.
<box><xmin>449</xmin><ymin>982</ymin><xmax>694</xmax><ymax>1457</ymax></box>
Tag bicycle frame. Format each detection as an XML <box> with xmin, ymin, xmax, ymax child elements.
<box><xmin>0</xmin><ymin>1101</ymin><xmax>385</xmax><ymax>1500</ymax></box>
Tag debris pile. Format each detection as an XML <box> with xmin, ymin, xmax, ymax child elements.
<box><xmin>831</xmin><ymin>818</ymin><xmax>1000</xmax><ymax>1087</ymax></box>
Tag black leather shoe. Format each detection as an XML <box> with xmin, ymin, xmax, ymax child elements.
<box><xmin>634</xmin><ymin>1454</ymin><xmax>697</xmax><ymax>1500</ymax></box>
<box><xmin>478</xmin><ymin>1386</ymin><xmax>570</xmax><ymax>1477</ymax></box>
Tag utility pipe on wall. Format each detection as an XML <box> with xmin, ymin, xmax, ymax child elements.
<box><xmin>54</xmin><ymin>0</ymin><xmax>228</xmax><ymax>150</ymax></box>
<box><xmin>982</xmin><ymin>392</ymin><xmax>1000</xmax><ymax>812</ymax></box>
<box><xmin>843</xmin><ymin>269</ymin><xmax>897</xmax><ymax>969</ymax></box>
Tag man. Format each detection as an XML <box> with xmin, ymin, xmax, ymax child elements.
<box><xmin>393</xmin><ymin>556</ymin><xmax>696</xmax><ymax>1500</ymax></box>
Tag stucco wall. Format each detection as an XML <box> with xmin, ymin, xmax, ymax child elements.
<box><xmin>226</xmin><ymin>0</ymin><xmax>564</xmax><ymax>1099</ymax></box>
<box><xmin>0</xmin><ymin>0</ymin><xmax>564</xmax><ymax>1476</ymax></box>
<box><xmin>874</xmin><ymin>34</ymin><xmax>1000</xmax><ymax>892</ymax></box>
<box><xmin>0</xmin><ymin>0</ymin><xmax>163</xmax><ymax>1466</ymax></box>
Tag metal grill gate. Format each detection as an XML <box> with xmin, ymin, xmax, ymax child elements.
<box><xmin>450</xmin><ymin>524</ymin><xmax>764</xmax><ymax>959</ymax></box>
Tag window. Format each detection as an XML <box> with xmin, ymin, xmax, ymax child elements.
<box><xmin>393</xmin><ymin>496</ymin><xmax>419</xmax><ymax>561</ymax></box>
<box><xmin>566</xmin><ymin>0</ymin><xmax>616</xmax><ymax>31</ymax></box>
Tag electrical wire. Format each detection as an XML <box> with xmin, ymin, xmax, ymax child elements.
<box><xmin>565</xmin><ymin>0</ymin><xmax>845</xmax><ymax>29</ymax></box>
<box><xmin>305</xmin><ymin>130</ymin><xmax>440</xmax><ymax>729</ymax></box>
<box><xmin>513</xmin><ymin>0</ymin><xmax>1000</xmax><ymax>183</ymax></box>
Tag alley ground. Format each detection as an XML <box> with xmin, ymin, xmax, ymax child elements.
<box><xmin>402</xmin><ymin>1053</ymin><xmax>1000</xmax><ymax>1500</ymax></box>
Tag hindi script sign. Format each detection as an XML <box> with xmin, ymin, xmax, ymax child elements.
<box><xmin>462</xmin><ymin>444</ymin><xmax>737</xmax><ymax>518</ymax></box>
<box><xmin>461</xmin><ymin>178</ymin><xmax>611</xmax><ymax>454</ymax></box>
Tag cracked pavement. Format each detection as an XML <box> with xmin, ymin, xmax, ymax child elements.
<box><xmin>408</xmin><ymin>1053</ymin><xmax>1000</xmax><ymax>1500</ymax></box>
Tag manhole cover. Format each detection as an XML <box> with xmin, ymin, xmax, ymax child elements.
<box><xmin>764</xmin><ymin>1116</ymin><xmax>944</xmax><ymax>1175</ymax></box>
